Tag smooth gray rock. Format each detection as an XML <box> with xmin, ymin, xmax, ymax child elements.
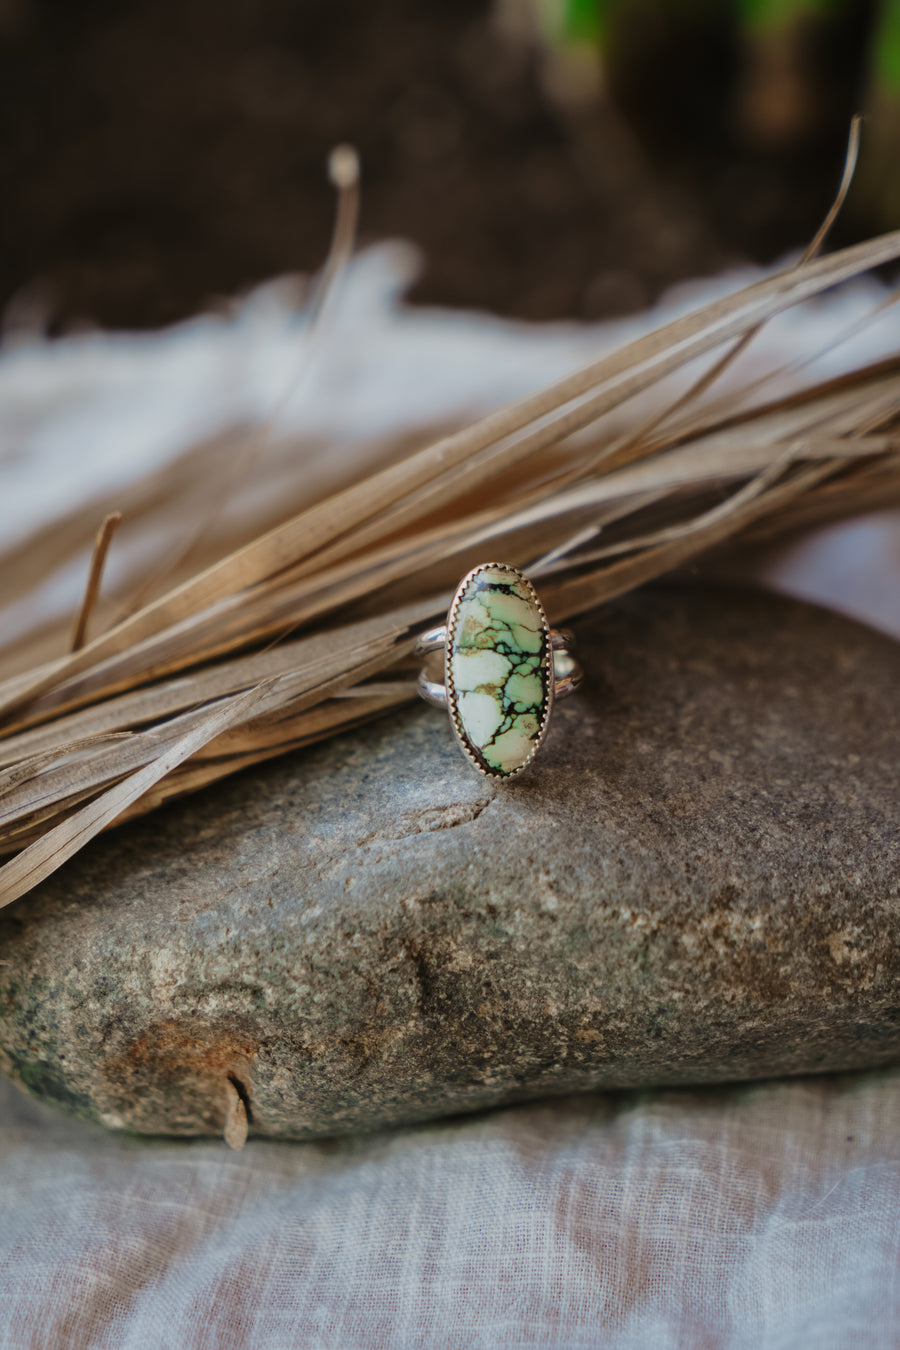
<box><xmin>0</xmin><ymin>586</ymin><xmax>897</xmax><ymax>1140</ymax></box>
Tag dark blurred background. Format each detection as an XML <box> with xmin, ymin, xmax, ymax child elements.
<box><xmin>0</xmin><ymin>0</ymin><xmax>893</xmax><ymax>333</ymax></box>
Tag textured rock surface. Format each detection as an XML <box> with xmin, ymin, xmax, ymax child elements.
<box><xmin>0</xmin><ymin>586</ymin><xmax>897</xmax><ymax>1141</ymax></box>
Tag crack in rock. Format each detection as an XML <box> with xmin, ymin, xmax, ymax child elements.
<box><xmin>352</xmin><ymin>797</ymin><xmax>494</xmax><ymax>851</ymax></box>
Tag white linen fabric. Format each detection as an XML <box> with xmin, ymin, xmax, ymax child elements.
<box><xmin>1</xmin><ymin>248</ymin><xmax>898</xmax><ymax>1347</ymax></box>
<box><xmin>1</xmin><ymin>1070</ymin><xmax>899</xmax><ymax>1349</ymax></box>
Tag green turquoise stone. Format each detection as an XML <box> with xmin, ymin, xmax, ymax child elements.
<box><xmin>447</xmin><ymin>564</ymin><xmax>550</xmax><ymax>777</ymax></box>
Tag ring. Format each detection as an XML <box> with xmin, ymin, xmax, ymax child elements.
<box><xmin>415</xmin><ymin>563</ymin><xmax>583</xmax><ymax>779</ymax></box>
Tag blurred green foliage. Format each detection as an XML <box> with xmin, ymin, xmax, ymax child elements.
<box><xmin>547</xmin><ymin>0</ymin><xmax>899</xmax><ymax>229</ymax></box>
<box><xmin>738</xmin><ymin>0</ymin><xmax>839</xmax><ymax>31</ymax></box>
<box><xmin>562</xmin><ymin>0</ymin><xmax>608</xmax><ymax>44</ymax></box>
<box><xmin>555</xmin><ymin>1</ymin><xmax>898</xmax><ymax>105</ymax></box>
<box><xmin>872</xmin><ymin>0</ymin><xmax>900</xmax><ymax>93</ymax></box>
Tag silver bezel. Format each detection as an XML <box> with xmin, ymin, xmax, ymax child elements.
<box><xmin>444</xmin><ymin>562</ymin><xmax>554</xmax><ymax>780</ymax></box>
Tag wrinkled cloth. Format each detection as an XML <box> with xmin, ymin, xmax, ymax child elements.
<box><xmin>1</xmin><ymin>1070</ymin><xmax>899</xmax><ymax>1349</ymax></box>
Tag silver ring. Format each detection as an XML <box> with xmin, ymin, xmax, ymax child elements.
<box><xmin>415</xmin><ymin>562</ymin><xmax>583</xmax><ymax>779</ymax></box>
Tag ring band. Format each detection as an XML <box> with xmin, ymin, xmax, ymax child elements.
<box><xmin>416</xmin><ymin>630</ymin><xmax>581</xmax><ymax>707</ymax></box>
<box><xmin>415</xmin><ymin>563</ymin><xmax>583</xmax><ymax>779</ymax></box>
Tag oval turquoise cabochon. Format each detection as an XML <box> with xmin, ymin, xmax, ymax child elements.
<box><xmin>446</xmin><ymin>564</ymin><xmax>551</xmax><ymax>777</ymax></box>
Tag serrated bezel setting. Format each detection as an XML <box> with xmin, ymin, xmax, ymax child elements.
<box><xmin>444</xmin><ymin>562</ymin><xmax>553</xmax><ymax>780</ymax></box>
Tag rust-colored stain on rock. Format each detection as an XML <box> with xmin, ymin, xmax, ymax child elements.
<box><xmin>103</xmin><ymin>1021</ymin><xmax>257</xmax><ymax>1135</ymax></box>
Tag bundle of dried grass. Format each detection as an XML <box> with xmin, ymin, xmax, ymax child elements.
<box><xmin>1</xmin><ymin>134</ymin><xmax>898</xmax><ymax>908</ymax></box>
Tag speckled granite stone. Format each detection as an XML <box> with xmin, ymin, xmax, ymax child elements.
<box><xmin>0</xmin><ymin>586</ymin><xmax>897</xmax><ymax>1141</ymax></box>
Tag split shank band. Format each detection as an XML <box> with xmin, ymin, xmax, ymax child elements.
<box><xmin>415</xmin><ymin>625</ymin><xmax>582</xmax><ymax>709</ymax></box>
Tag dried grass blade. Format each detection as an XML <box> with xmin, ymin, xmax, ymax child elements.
<box><xmin>586</xmin><ymin>117</ymin><xmax>863</xmax><ymax>477</ymax></box>
<box><xmin>0</xmin><ymin>598</ymin><xmax>443</xmax><ymax>851</ymax></box>
<box><xmin>557</xmin><ymin>444</ymin><xmax>806</xmax><ymax>567</ymax></box>
<box><xmin>0</xmin><ymin>679</ymin><xmax>275</xmax><ymax>909</ymax></box>
<box><xmin>1</xmin><ymin>592</ymin><xmax>443</xmax><ymax>742</ymax></box>
<box><xmin>70</xmin><ymin>512</ymin><xmax>123</xmax><ymax>651</ymax></box>
<box><xmin>543</xmin><ymin>457</ymin><xmax>842</xmax><ymax>622</ymax></box>
<box><xmin>738</xmin><ymin>451</ymin><xmax>900</xmax><ymax>539</ymax></box>
<box><xmin>0</xmin><ymin>734</ymin><xmax>132</xmax><ymax>796</ymax></box>
<box><xmin>0</xmin><ymin>707</ymin><xmax>227</xmax><ymax>835</ymax></box>
<box><xmin>0</xmin><ymin>685</ymin><xmax>418</xmax><ymax>855</ymax></box>
<box><xmin>112</xmin><ymin>687</ymin><xmax>416</xmax><ymax>824</ymax></box>
<box><xmin>638</xmin><ymin>301</ymin><xmax>900</xmax><ymax>455</ymax></box>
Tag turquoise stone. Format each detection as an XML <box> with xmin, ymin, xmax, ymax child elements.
<box><xmin>447</xmin><ymin>564</ymin><xmax>550</xmax><ymax>777</ymax></box>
